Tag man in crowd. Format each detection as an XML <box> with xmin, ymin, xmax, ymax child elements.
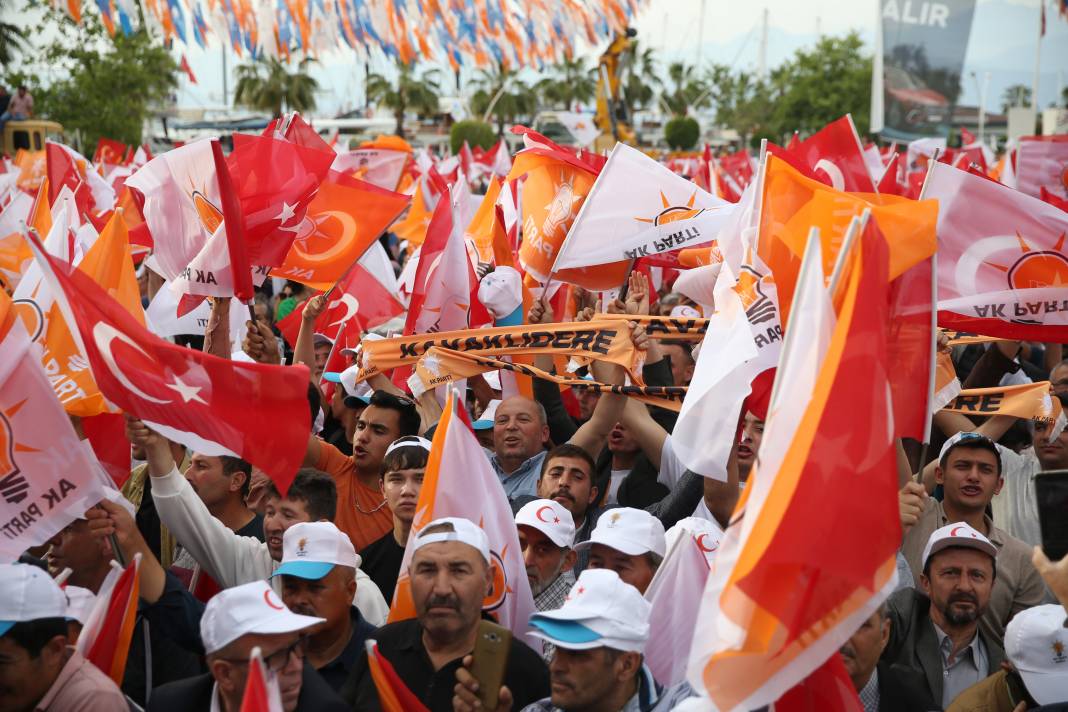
<box><xmin>0</xmin><ymin>563</ymin><xmax>128</xmax><ymax>711</ymax></box>
<box><xmin>901</xmin><ymin>431</ymin><xmax>1047</xmax><ymax>645</ymax></box>
<box><xmin>839</xmin><ymin>604</ymin><xmax>932</xmax><ymax>711</ymax></box>
<box><xmin>148</xmin><ymin>580</ymin><xmax>346</xmax><ymax>711</ymax></box>
<box><xmin>344</xmin><ymin>517</ymin><xmax>550</xmax><ymax>710</ymax></box>
<box><xmin>305</xmin><ymin>389</ymin><xmax>421</xmax><ymax>552</ymax></box>
<box><xmin>576</xmin><ymin>507</ymin><xmax>665</xmax><ymax>595</ymax></box>
<box><xmin>273</xmin><ymin>521</ymin><xmax>375</xmax><ymax>691</ymax></box>
<box><xmin>454</xmin><ymin>569</ymin><xmax>682</xmax><ymax>712</ymax></box>
<box><xmin>183</xmin><ymin>454</ymin><xmax>260</xmax><ymax>539</ymax></box>
<box><xmin>127</xmin><ymin>416</ymin><xmax>390</xmax><ymax>625</ymax></box>
<box><xmin>658</xmin><ymin>339</ymin><xmax>695</xmax><ymax>387</ymax></box>
<box><xmin>0</xmin><ymin>85</ymin><xmax>32</xmax><ymax>132</ymax></box>
<box><xmin>883</xmin><ymin>523</ymin><xmax>1006</xmax><ymax>710</ymax></box>
<box><xmin>360</xmin><ymin>436</ymin><xmax>430</xmax><ymax>602</ymax></box>
<box><xmin>516</xmin><ymin>498</ymin><xmax>577</xmax><ymax>612</ymax></box>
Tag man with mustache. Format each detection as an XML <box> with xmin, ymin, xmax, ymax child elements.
<box><xmin>344</xmin><ymin>517</ymin><xmax>549</xmax><ymax>711</ymax></box>
<box><xmin>515</xmin><ymin>499</ymin><xmax>577</xmax><ymax>612</ymax></box>
<box><xmin>882</xmin><ymin>523</ymin><xmax>1006</xmax><ymax>710</ymax></box>
<box><xmin>273</xmin><ymin>521</ymin><xmax>375</xmax><ymax>692</ymax></box>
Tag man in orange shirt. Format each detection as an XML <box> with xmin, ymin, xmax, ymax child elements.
<box><xmin>304</xmin><ymin>390</ymin><xmax>421</xmax><ymax>552</ymax></box>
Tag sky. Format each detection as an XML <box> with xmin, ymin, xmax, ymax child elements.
<box><xmin>5</xmin><ymin>0</ymin><xmax>1068</xmax><ymax>125</ymax></box>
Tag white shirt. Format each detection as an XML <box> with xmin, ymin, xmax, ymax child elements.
<box><xmin>605</xmin><ymin>469</ymin><xmax>629</xmax><ymax>505</ymax></box>
<box><xmin>991</xmin><ymin>445</ymin><xmax>1042</xmax><ymax>548</ymax></box>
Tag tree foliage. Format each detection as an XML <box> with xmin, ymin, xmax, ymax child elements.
<box><xmin>450</xmin><ymin>120</ymin><xmax>495</xmax><ymax>154</ymax></box>
<box><xmin>662</xmin><ymin>61</ymin><xmax>709</xmax><ymax>116</ymax></box>
<box><xmin>621</xmin><ymin>41</ymin><xmax>659</xmax><ymax>117</ymax></box>
<box><xmin>664</xmin><ymin>115</ymin><xmax>700</xmax><ymax>150</ymax></box>
<box><xmin>469</xmin><ymin>61</ymin><xmax>535</xmax><ymax>135</ymax></box>
<box><xmin>535</xmin><ymin>56</ymin><xmax>597</xmax><ymax>110</ymax></box>
<box><xmin>234</xmin><ymin>56</ymin><xmax>318</xmax><ymax>118</ymax></box>
<box><xmin>1001</xmin><ymin>84</ymin><xmax>1031</xmax><ymax>112</ymax></box>
<box><xmin>366</xmin><ymin>61</ymin><xmax>441</xmax><ymax>138</ymax></box>
<box><xmin>0</xmin><ymin>0</ymin><xmax>26</xmax><ymax>68</ymax></box>
<box><xmin>4</xmin><ymin>11</ymin><xmax>176</xmax><ymax>150</ymax></box>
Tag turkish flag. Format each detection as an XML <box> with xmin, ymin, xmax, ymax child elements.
<box><xmin>26</xmin><ymin>232</ymin><xmax>312</xmax><ymax>494</ymax></box>
<box><xmin>47</xmin><ymin>142</ymin><xmax>91</xmax><ymax>217</ymax></box>
<box><xmin>776</xmin><ymin>114</ymin><xmax>876</xmax><ymax>193</ymax></box>
<box><xmin>270</xmin><ymin>171</ymin><xmax>410</xmax><ymax>291</ymax></box>
<box><xmin>228</xmin><ymin>132</ymin><xmax>335</xmax><ymax>268</ymax></box>
<box><xmin>93</xmin><ymin>139</ymin><xmax>129</xmax><ymax>169</ymax></box>
<box><xmin>275</xmin><ymin>261</ymin><xmax>405</xmax><ymax>348</ymax></box>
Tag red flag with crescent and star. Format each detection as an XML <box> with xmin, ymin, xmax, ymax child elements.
<box><xmin>25</xmin><ymin>231</ymin><xmax>311</xmax><ymax>495</ymax></box>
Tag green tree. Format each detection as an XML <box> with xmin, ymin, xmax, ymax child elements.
<box><xmin>704</xmin><ymin>63</ymin><xmax>775</xmax><ymax>145</ymax></box>
<box><xmin>661</xmin><ymin>61</ymin><xmax>708</xmax><ymax>116</ymax></box>
<box><xmin>0</xmin><ymin>0</ymin><xmax>26</xmax><ymax>68</ymax></box>
<box><xmin>535</xmin><ymin>56</ymin><xmax>596</xmax><ymax>110</ymax></box>
<box><xmin>1001</xmin><ymin>84</ymin><xmax>1031</xmax><ymax>112</ymax></box>
<box><xmin>9</xmin><ymin>11</ymin><xmax>176</xmax><ymax>149</ymax></box>
<box><xmin>234</xmin><ymin>56</ymin><xmax>318</xmax><ymax>119</ymax></box>
<box><xmin>365</xmin><ymin>61</ymin><xmax>440</xmax><ymax>138</ymax></box>
<box><xmin>469</xmin><ymin>61</ymin><xmax>535</xmax><ymax>135</ymax></box>
<box><xmin>760</xmin><ymin>32</ymin><xmax>872</xmax><ymax>141</ymax></box>
<box><xmin>621</xmin><ymin>41</ymin><xmax>659</xmax><ymax>117</ymax></box>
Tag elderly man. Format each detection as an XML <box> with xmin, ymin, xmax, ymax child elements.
<box><xmin>455</xmin><ymin>569</ymin><xmax>671</xmax><ymax>712</ymax></box>
<box><xmin>516</xmin><ymin>498</ymin><xmax>577</xmax><ymax>612</ymax></box>
<box><xmin>576</xmin><ymin>507</ymin><xmax>666</xmax><ymax>595</ymax></box>
<box><xmin>0</xmin><ymin>563</ymin><xmax>127</xmax><ymax>711</ymax></box>
<box><xmin>839</xmin><ymin>604</ymin><xmax>932</xmax><ymax>712</ymax></box>
<box><xmin>345</xmin><ymin>517</ymin><xmax>549</xmax><ymax>711</ymax></box>
<box><xmin>883</xmin><ymin>523</ymin><xmax>1006</xmax><ymax>710</ymax></box>
<box><xmin>273</xmin><ymin>522</ymin><xmax>375</xmax><ymax>691</ymax></box>
<box><xmin>148</xmin><ymin>580</ymin><xmax>346</xmax><ymax>711</ymax></box>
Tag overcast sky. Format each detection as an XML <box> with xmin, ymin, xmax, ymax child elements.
<box><xmin>5</xmin><ymin>0</ymin><xmax>1067</xmax><ymax>121</ymax></box>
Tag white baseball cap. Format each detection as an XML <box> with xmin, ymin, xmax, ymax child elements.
<box><xmin>937</xmin><ymin>431</ymin><xmax>1002</xmax><ymax>473</ymax></box>
<box><xmin>341</xmin><ymin>332</ymin><xmax>384</xmax><ymax>359</ymax></box>
<box><xmin>312</xmin><ymin>333</ymin><xmax>334</xmax><ymax>348</ymax></box>
<box><xmin>472</xmin><ymin>399</ymin><xmax>501</xmax><ymax>431</ymax></box>
<box><xmin>64</xmin><ymin>586</ymin><xmax>97</xmax><ymax>626</ymax></box>
<box><xmin>323</xmin><ymin>364</ymin><xmax>372</xmax><ymax>407</ymax></box>
<box><xmin>574</xmin><ymin>508</ymin><xmax>666</xmax><ymax>558</ymax></box>
<box><xmin>0</xmin><ymin>564</ymin><xmax>69</xmax><ymax>636</ymax></box>
<box><xmin>1005</xmin><ymin>604</ymin><xmax>1068</xmax><ymax>704</ymax></box>
<box><xmin>516</xmin><ymin>499</ymin><xmax>576</xmax><ymax>548</ymax></box>
<box><xmin>529</xmin><ymin>569</ymin><xmax>650</xmax><ymax>652</ymax></box>
<box><xmin>478</xmin><ymin>266</ymin><xmax>523</xmax><ymax>321</ymax></box>
<box><xmin>411</xmin><ymin>517</ymin><xmax>490</xmax><ymax>564</ymax></box>
<box><xmin>665</xmin><ymin>517</ymin><xmax>722</xmax><ymax>567</ymax></box>
<box><xmin>200</xmin><ymin>580</ymin><xmax>324</xmax><ymax>654</ymax></box>
<box><xmin>670</xmin><ymin>304</ymin><xmax>701</xmax><ymax>319</ymax></box>
<box><xmin>921</xmin><ymin>522</ymin><xmax>999</xmax><ymax>570</ymax></box>
<box><xmin>272</xmin><ymin>521</ymin><xmax>360</xmax><ymax>580</ymax></box>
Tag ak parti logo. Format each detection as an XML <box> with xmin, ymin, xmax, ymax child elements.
<box><xmin>985</xmin><ymin>232</ymin><xmax>1068</xmax><ymax>292</ymax></box>
<box><xmin>191</xmin><ymin>190</ymin><xmax>223</xmax><ymax>235</ymax></box>
<box><xmin>0</xmin><ymin>406</ymin><xmax>34</xmax><ymax>505</ymax></box>
<box><xmin>634</xmin><ymin>190</ymin><xmax>706</xmax><ymax>226</ymax></box>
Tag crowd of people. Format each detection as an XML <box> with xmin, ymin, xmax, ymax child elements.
<box><xmin>3</xmin><ymin>246</ymin><xmax>1068</xmax><ymax>712</ymax></box>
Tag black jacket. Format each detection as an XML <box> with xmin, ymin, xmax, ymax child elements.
<box><xmin>147</xmin><ymin>662</ymin><xmax>347</xmax><ymax>712</ymax></box>
<box><xmin>875</xmin><ymin>660</ymin><xmax>943</xmax><ymax>712</ymax></box>
<box><xmin>882</xmin><ymin>588</ymin><xmax>1006</xmax><ymax>710</ymax></box>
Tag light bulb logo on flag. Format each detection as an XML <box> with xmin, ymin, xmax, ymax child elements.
<box><xmin>483</xmin><ymin>547</ymin><xmax>512</xmax><ymax>613</ymax></box>
<box><xmin>633</xmin><ymin>190</ymin><xmax>706</xmax><ymax>226</ymax></box>
<box><xmin>964</xmin><ymin>231</ymin><xmax>1068</xmax><ymax>325</ymax></box>
<box><xmin>542</xmin><ymin>172</ymin><xmax>582</xmax><ymax>238</ymax></box>
<box><xmin>0</xmin><ymin>409</ymin><xmax>29</xmax><ymax>505</ymax></box>
<box><xmin>192</xmin><ymin>191</ymin><xmax>223</xmax><ymax>234</ymax></box>
<box><xmin>734</xmin><ymin>264</ymin><xmax>777</xmax><ymax>326</ymax></box>
<box><xmin>12</xmin><ymin>298</ymin><xmax>45</xmax><ymax>341</ymax></box>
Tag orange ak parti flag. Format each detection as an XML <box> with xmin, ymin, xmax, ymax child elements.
<box><xmin>687</xmin><ymin>217</ymin><xmax>901</xmax><ymax>711</ymax></box>
<box><xmin>270</xmin><ymin>172</ymin><xmax>410</xmax><ymax>291</ymax></box>
<box><xmin>757</xmin><ymin>154</ymin><xmax>937</xmax><ymax>327</ymax></box>
<box><xmin>11</xmin><ymin>208</ymin><xmax>144</xmax><ymax>416</ymax></box>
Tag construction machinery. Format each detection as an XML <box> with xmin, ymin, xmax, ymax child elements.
<box><xmin>593</xmin><ymin>27</ymin><xmax>637</xmax><ymax>152</ymax></box>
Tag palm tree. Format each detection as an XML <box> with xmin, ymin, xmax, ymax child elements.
<box><xmin>535</xmin><ymin>56</ymin><xmax>597</xmax><ymax>110</ymax></box>
<box><xmin>621</xmin><ymin>42</ymin><xmax>659</xmax><ymax>117</ymax></box>
<box><xmin>469</xmin><ymin>61</ymin><xmax>536</xmax><ymax>135</ymax></box>
<box><xmin>233</xmin><ymin>56</ymin><xmax>318</xmax><ymax>118</ymax></box>
<box><xmin>1001</xmin><ymin>84</ymin><xmax>1031</xmax><ymax>112</ymax></box>
<box><xmin>365</xmin><ymin>61</ymin><xmax>441</xmax><ymax>138</ymax></box>
<box><xmin>662</xmin><ymin>61</ymin><xmax>709</xmax><ymax>116</ymax></box>
<box><xmin>0</xmin><ymin>0</ymin><xmax>25</xmax><ymax>68</ymax></box>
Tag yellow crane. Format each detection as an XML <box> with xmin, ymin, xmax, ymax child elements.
<box><xmin>594</xmin><ymin>27</ymin><xmax>637</xmax><ymax>152</ymax></box>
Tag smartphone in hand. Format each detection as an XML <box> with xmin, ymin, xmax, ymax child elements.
<box><xmin>1036</xmin><ymin>470</ymin><xmax>1068</xmax><ymax>562</ymax></box>
<box><xmin>471</xmin><ymin>619</ymin><xmax>512</xmax><ymax>710</ymax></box>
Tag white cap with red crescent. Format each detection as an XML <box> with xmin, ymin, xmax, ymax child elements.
<box><xmin>921</xmin><ymin>522</ymin><xmax>998</xmax><ymax>570</ymax></box>
<box><xmin>515</xmin><ymin>499</ymin><xmax>576</xmax><ymax>548</ymax></box>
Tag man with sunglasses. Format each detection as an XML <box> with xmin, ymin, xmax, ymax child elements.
<box><xmin>148</xmin><ymin>580</ymin><xmax>347</xmax><ymax>711</ymax></box>
<box><xmin>305</xmin><ymin>390</ymin><xmax>423</xmax><ymax>552</ymax></box>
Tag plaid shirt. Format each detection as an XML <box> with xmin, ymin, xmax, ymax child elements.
<box><xmin>534</xmin><ymin>571</ymin><xmax>575</xmax><ymax>613</ymax></box>
<box><xmin>858</xmin><ymin>668</ymin><xmax>879</xmax><ymax>712</ymax></box>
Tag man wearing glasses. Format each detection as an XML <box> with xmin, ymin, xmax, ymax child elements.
<box><xmin>148</xmin><ymin>580</ymin><xmax>348</xmax><ymax>711</ymax></box>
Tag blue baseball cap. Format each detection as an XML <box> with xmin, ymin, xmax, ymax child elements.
<box><xmin>472</xmin><ymin>399</ymin><xmax>501</xmax><ymax>431</ymax></box>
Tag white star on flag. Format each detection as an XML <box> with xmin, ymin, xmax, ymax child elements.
<box><xmin>166</xmin><ymin>374</ymin><xmax>208</xmax><ymax>404</ymax></box>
